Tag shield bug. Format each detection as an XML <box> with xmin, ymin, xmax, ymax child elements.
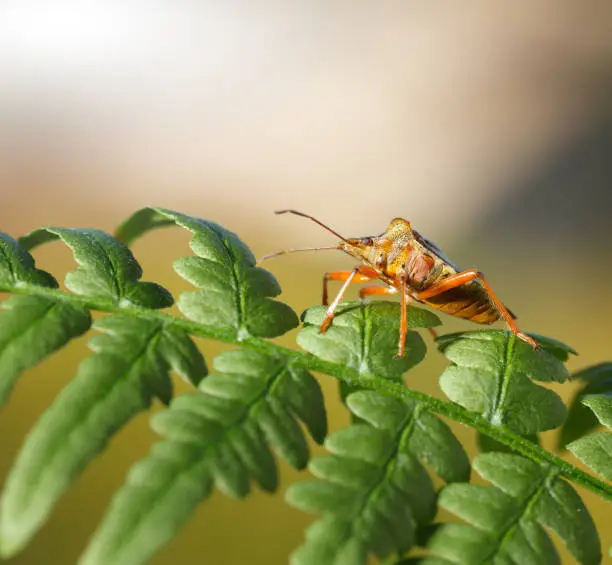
<box><xmin>261</xmin><ymin>209</ymin><xmax>537</xmax><ymax>357</ymax></box>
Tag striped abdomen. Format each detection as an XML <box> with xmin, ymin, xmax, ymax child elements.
<box><xmin>406</xmin><ymin>248</ymin><xmax>505</xmax><ymax>325</ymax></box>
<box><xmin>420</xmin><ymin>280</ymin><xmax>501</xmax><ymax>324</ymax></box>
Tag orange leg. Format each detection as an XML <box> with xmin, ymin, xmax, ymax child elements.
<box><xmin>357</xmin><ymin>283</ymin><xmax>413</xmax><ymax>357</ymax></box>
<box><xmin>320</xmin><ymin>268</ymin><xmax>360</xmax><ymax>333</ymax></box>
<box><xmin>416</xmin><ymin>270</ymin><xmax>538</xmax><ymax>348</ymax></box>
<box><xmin>359</xmin><ymin>284</ymin><xmax>398</xmax><ymax>299</ymax></box>
<box><xmin>397</xmin><ymin>278</ymin><xmax>414</xmax><ymax>358</ymax></box>
<box><xmin>322</xmin><ymin>266</ymin><xmax>379</xmax><ymax>305</ymax></box>
<box><xmin>320</xmin><ymin>266</ymin><xmax>382</xmax><ymax>333</ymax></box>
<box><xmin>359</xmin><ymin>284</ymin><xmax>437</xmax><ymax>353</ymax></box>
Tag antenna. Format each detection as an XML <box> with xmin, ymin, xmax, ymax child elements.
<box><xmin>257</xmin><ymin>245</ymin><xmax>339</xmax><ymax>264</ymax></box>
<box><xmin>275</xmin><ymin>210</ymin><xmax>349</xmax><ymax>243</ymax></box>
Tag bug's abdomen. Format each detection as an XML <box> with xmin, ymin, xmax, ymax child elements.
<box><xmin>421</xmin><ymin>281</ymin><xmax>501</xmax><ymax>324</ymax></box>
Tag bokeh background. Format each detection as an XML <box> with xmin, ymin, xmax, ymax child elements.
<box><xmin>1</xmin><ymin>2</ymin><xmax>612</xmax><ymax>563</ymax></box>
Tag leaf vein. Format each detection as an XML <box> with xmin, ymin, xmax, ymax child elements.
<box><xmin>479</xmin><ymin>467</ymin><xmax>555</xmax><ymax>565</ymax></box>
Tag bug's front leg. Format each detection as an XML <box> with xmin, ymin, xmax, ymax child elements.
<box><xmin>322</xmin><ymin>266</ymin><xmax>379</xmax><ymax>305</ymax></box>
<box><xmin>320</xmin><ymin>266</ymin><xmax>381</xmax><ymax>333</ymax></box>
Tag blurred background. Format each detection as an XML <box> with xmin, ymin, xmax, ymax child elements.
<box><xmin>1</xmin><ymin>1</ymin><xmax>612</xmax><ymax>563</ymax></box>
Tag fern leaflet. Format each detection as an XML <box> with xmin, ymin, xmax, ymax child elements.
<box><xmin>567</xmin><ymin>390</ymin><xmax>612</xmax><ymax>481</ymax></box>
<box><xmin>436</xmin><ymin>331</ymin><xmax>574</xmax><ymax>435</ymax></box>
<box><xmin>298</xmin><ymin>301</ymin><xmax>440</xmax><ymax>382</ymax></box>
<box><xmin>421</xmin><ymin>452</ymin><xmax>601</xmax><ymax>565</ymax></box>
<box><xmin>20</xmin><ymin>227</ymin><xmax>173</xmax><ymax>308</ymax></box>
<box><xmin>0</xmin><ymin>234</ymin><xmax>90</xmax><ymax>404</ymax></box>
<box><xmin>286</xmin><ymin>390</ymin><xmax>469</xmax><ymax>565</ymax></box>
<box><xmin>559</xmin><ymin>362</ymin><xmax>612</xmax><ymax>447</ymax></box>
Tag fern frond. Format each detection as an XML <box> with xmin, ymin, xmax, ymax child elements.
<box><xmin>286</xmin><ymin>390</ymin><xmax>469</xmax><ymax>565</ymax></box>
<box><xmin>436</xmin><ymin>331</ymin><xmax>575</xmax><ymax>435</ymax></box>
<box><xmin>422</xmin><ymin>452</ymin><xmax>601</xmax><ymax>565</ymax></box>
<box><xmin>0</xmin><ymin>210</ymin><xmax>609</xmax><ymax>565</ymax></box>
<box><xmin>116</xmin><ymin>206</ymin><xmax>298</xmax><ymax>338</ymax></box>
<box><xmin>78</xmin><ymin>349</ymin><xmax>326</xmax><ymax>565</ymax></box>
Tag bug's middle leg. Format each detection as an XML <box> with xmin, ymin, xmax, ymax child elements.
<box><xmin>357</xmin><ymin>283</ymin><xmax>413</xmax><ymax>358</ymax></box>
<box><xmin>396</xmin><ymin>279</ymin><xmax>414</xmax><ymax>358</ymax></box>
<box><xmin>360</xmin><ymin>284</ymin><xmax>438</xmax><ymax>353</ymax></box>
<box><xmin>358</xmin><ymin>284</ymin><xmax>398</xmax><ymax>299</ymax></box>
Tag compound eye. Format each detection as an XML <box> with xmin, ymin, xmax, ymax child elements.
<box><xmin>361</xmin><ymin>237</ymin><xmax>374</xmax><ymax>246</ymax></box>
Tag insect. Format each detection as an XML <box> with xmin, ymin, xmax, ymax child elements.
<box><xmin>262</xmin><ymin>209</ymin><xmax>538</xmax><ymax>357</ymax></box>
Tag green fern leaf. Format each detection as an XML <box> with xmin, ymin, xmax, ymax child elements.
<box><xmin>286</xmin><ymin>390</ymin><xmax>469</xmax><ymax>565</ymax></box>
<box><xmin>0</xmin><ymin>232</ymin><xmax>57</xmax><ymax>288</ymax></box>
<box><xmin>298</xmin><ymin>301</ymin><xmax>440</xmax><ymax>381</ymax></box>
<box><xmin>0</xmin><ymin>296</ymin><xmax>91</xmax><ymax>405</ymax></box>
<box><xmin>423</xmin><ymin>452</ymin><xmax>601</xmax><ymax>565</ymax></box>
<box><xmin>78</xmin><ymin>349</ymin><xmax>325</xmax><ymax>565</ymax></box>
<box><xmin>0</xmin><ymin>316</ymin><xmax>206</xmax><ymax>557</ymax></box>
<box><xmin>0</xmin><ymin>233</ymin><xmax>91</xmax><ymax>405</ymax></box>
<box><xmin>115</xmin><ymin>207</ymin><xmax>298</xmax><ymax>338</ymax></box>
<box><xmin>437</xmin><ymin>331</ymin><xmax>574</xmax><ymax>435</ymax></box>
<box><xmin>20</xmin><ymin>227</ymin><xmax>173</xmax><ymax>308</ymax></box>
<box><xmin>559</xmin><ymin>363</ymin><xmax>612</xmax><ymax>448</ymax></box>
<box><xmin>567</xmin><ymin>392</ymin><xmax>612</xmax><ymax>481</ymax></box>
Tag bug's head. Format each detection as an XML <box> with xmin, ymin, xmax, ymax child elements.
<box><xmin>339</xmin><ymin>236</ymin><xmax>378</xmax><ymax>261</ymax></box>
<box><xmin>340</xmin><ymin>218</ymin><xmax>414</xmax><ymax>264</ymax></box>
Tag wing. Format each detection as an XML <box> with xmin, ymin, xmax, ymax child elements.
<box><xmin>413</xmin><ymin>229</ymin><xmax>461</xmax><ymax>272</ymax></box>
<box><xmin>413</xmin><ymin>229</ymin><xmax>518</xmax><ymax>320</ymax></box>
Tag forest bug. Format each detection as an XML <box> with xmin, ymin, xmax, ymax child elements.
<box><xmin>262</xmin><ymin>210</ymin><xmax>538</xmax><ymax>358</ymax></box>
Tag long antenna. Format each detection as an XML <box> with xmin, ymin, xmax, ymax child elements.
<box><xmin>257</xmin><ymin>245</ymin><xmax>339</xmax><ymax>264</ymax></box>
<box><xmin>275</xmin><ymin>209</ymin><xmax>349</xmax><ymax>243</ymax></box>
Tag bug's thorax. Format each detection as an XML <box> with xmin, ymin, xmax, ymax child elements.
<box><xmin>339</xmin><ymin>218</ymin><xmax>436</xmax><ymax>289</ymax></box>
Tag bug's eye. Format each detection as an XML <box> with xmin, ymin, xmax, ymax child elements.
<box><xmin>361</xmin><ymin>237</ymin><xmax>374</xmax><ymax>246</ymax></box>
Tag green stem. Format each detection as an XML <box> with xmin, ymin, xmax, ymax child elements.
<box><xmin>3</xmin><ymin>282</ymin><xmax>612</xmax><ymax>502</ymax></box>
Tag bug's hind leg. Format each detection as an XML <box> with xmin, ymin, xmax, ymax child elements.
<box><xmin>427</xmin><ymin>327</ymin><xmax>439</xmax><ymax>341</ymax></box>
<box><xmin>416</xmin><ymin>269</ymin><xmax>538</xmax><ymax>348</ymax></box>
